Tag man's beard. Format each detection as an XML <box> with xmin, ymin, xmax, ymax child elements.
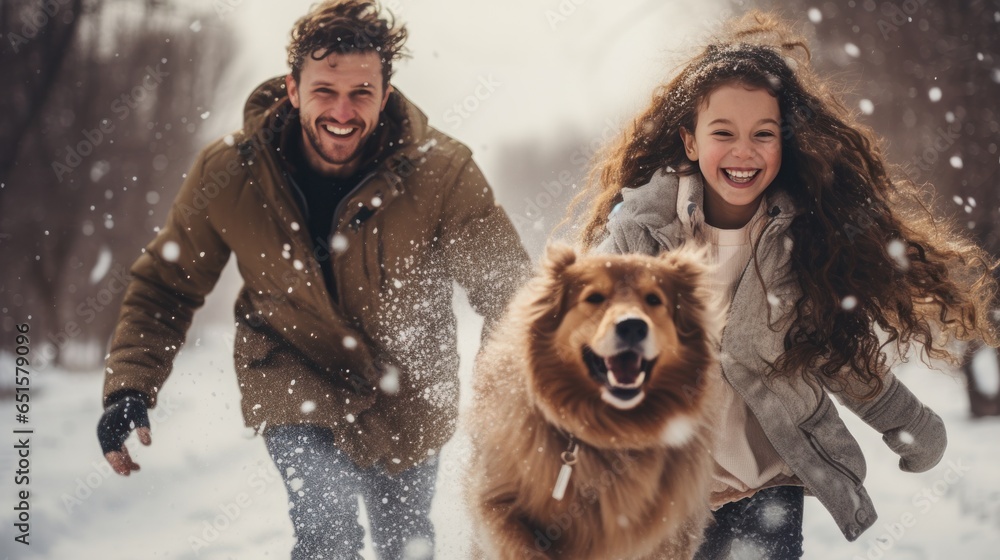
<box><xmin>300</xmin><ymin>115</ymin><xmax>373</xmax><ymax>167</ymax></box>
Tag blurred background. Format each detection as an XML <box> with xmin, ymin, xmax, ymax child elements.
<box><xmin>1</xmin><ymin>0</ymin><xmax>999</xmax><ymax>558</ymax></box>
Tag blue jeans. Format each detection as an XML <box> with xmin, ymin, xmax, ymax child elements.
<box><xmin>694</xmin><ymin>486</ymin><xmax>805</xmax><ymax>560</ymax></box>
<box><xmin>264</xmin><ymin>424</ymin><xmax>438</xmax><ymax>560</ymax></box>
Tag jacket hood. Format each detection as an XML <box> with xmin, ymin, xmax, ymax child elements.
<box><xmin>241</xmin><ymin>76</ymin><xmax>431</xmax><ymax>161</ymax></box>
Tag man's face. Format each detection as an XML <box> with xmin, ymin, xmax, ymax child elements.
<box><xmin>286</xmin><ymin>51</ymin><xmax>391</xmax><ymax>177</ymax></box>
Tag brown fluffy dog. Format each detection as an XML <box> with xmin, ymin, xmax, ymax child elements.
<box><xmin>466</xmin><ymin>245</ymin><xmax>724</xmax><ymax>560</ymax></box>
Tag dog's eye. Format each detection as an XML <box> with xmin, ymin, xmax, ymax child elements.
<box><xmin>645</xmin><ymin>294</ymin><xmax>663</xmax><ymax>306</ymax></box>
<box><xmin>585</xmin><ymin>293</ymin><xmax>606</xmax><ymax>304</ymax></box>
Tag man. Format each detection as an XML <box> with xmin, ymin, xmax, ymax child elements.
<box><xmin>95</xmin><ymin>1</ymin><xmax>530</xmax><ymax>558</ymax></box>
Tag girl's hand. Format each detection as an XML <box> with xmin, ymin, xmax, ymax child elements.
<box><xmin>881</xmin><ymin>405</ymin><xmax>946</xmax><ymax>473</ymax></box>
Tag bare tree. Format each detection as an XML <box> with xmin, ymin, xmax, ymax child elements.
<box><xmin>0</xmin><ymin>0</ymin><xmax>85</xmax><ymax>186</ymax></box>
<box><xmin>0</xmin><ymin>0</ymin><xmax>235</xmax><ymax>370</ymax></box>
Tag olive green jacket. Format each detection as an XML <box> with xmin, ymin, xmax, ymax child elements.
<box><xmin>103</xmin><ymin>77</ymin><xmax>530</xmax><ymax>473</ymax></box>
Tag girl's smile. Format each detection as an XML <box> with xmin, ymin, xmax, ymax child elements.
<box><xmin>680</xmin><ymin>84</ymin><xmax>782</xmax><ymax>229</ymax></box>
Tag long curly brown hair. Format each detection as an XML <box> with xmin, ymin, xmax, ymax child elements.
<box><xmin>578</xmin><ymin>11</ymin><xmax>999</xmax><ymax>398</ymax></box>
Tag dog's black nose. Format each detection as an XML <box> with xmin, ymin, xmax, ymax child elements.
<box><xmin>615</xmin><ymin>318</ymin><xmax>648</xmax><ymax>345</ymax></box>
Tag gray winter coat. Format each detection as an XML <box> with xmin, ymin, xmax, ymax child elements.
<box><xmin>596</xmin><ymin>170</ymin><xmax>947</xmax><ymax>541</ymax></box>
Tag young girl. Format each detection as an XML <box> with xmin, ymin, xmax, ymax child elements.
<box><xmin>579</xmin><ymin>11</ymin><xmax>999</xmax><ymax>559</ymax></box>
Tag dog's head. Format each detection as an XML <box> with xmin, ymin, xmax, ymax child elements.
<box><xmin>522</xmin><ymin>244</ymin><xmax>724</xmax><ymax>449</ymax></box>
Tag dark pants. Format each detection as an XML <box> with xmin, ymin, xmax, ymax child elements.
<box><xmin>694</xmin><ymin>486</ymin><xmax>805</xmax><ymax>560</ymax></box>
<box><xmin>264</xmin><ymin>424</ymin><xmax>438</xmax><ymax>560</ymax></box>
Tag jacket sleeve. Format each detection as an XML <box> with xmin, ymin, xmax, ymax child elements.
<box><xmin>833</xmin><ymin>372</ymin><xmax>947</xmax><ymax>473</ymax></box>
<box><xmin>437</xmin><ymin>156</ymin><xmax>531</xmax><ymax>331</ymax></box>
<box><xmin>102</xmin><ymin>150</ymin><xmax>232</xmax><ymax>408</ymax></box>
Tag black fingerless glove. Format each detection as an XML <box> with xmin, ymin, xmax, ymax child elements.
<box><xmin>97</xmin><ymin>389</ymin><xmax>151</xmax><ymax>455</ymax></box>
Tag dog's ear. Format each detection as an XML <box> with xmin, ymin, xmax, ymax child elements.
<box><xmin>657</xmin><ymin>246</ymin><xmax>725</xmax><ymax>348</ymax></box>
<box><xmin>525</xmin><ymin>244</ymin><xmax>578</xmax><ymax>333</ymax></box>
<box><xmin>542</xmin><ymin>244</ymin><xmax>577</xmax><ymax>278</ymax></box>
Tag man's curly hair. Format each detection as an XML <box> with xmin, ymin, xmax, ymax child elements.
<box><xmin>287</xmin><ymin>0</ymin><xmax>407</xmax><ymax>87</ymax></box>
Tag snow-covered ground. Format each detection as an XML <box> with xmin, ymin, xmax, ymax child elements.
<box><xmin>4</xmin><ymin>1</ymin><xmax>999</xmax><ymax>558</ymax></box>
<box><xmin>2</xmin><ymin>295</ymin><xmax>1000</xmax><ymax>559</ymax></box>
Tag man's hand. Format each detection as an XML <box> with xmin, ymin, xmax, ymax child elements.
<box><xmin>97</xmin><ymin>390</ymin><xmax>152</xmax><ymax>476</ymax></box>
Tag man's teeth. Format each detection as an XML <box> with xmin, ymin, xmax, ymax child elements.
<box><xmin>324</xmin><ymin>124</ymin><xmax>354</xmax><ymax>136</ymax></box>
<box><xmin>724</xmin><ymin>169</ymin><xmax>759</xmax><ymax>183</ymax></box>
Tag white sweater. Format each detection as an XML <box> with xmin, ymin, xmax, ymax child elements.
<box><xmin>705</xmin><ymin>201</ymin><xmax>794</xmax><ymax>498</ymax></box>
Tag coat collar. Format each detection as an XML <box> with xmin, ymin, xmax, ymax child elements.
<box><xmin>234</xmin><ymin>78</ymin><xmax>441</xmax><ymax>231</ymax></box>
<box><xmin>618</xmin><ymin>168</ymin><xmax>799</xmax><ymax>249</ymax></box>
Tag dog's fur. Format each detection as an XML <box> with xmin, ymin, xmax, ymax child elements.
<box><xmin>466</xmin><ymin>245</ymin><xmax>725</xmax><ymax>560</ymax></box>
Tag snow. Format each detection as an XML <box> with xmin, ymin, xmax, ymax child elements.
<box><xmin>805</xmin><ymin>361</ymin><xmax>1000</xmax><ymax>560</ymax></box>
<box><xmin>161</xmin><ymin>240</ymin><xmax>180</xmax><ymax>262</ymax></box>
<box><xmin>971</xmin><ymin>346</ymin><xmax>1000</xmax><ymax>398</ymax></box>
<box><xmin>887</xmin><ymin>239</ymin><xmax>910</xmax><ymax>270</ymax></box>
<box><xmin>89</xmin><ymin>246</ymin><xmax>113</xmax><ymax>284</ymax></box>
<box><xmin>4</xmin><ymin>311</ymin><xmax>1000</xmax><ymax>558</ymax></box>
<box><xmin>7</xmin><ymin>1</ymin><xmax>999</xmax><ymax>557</ymax></box>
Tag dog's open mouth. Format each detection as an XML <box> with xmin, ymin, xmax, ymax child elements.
<box><xmin>583</xmin><ymin>346</ymin><xmax>655</xmax><ymax>410</ymax></box>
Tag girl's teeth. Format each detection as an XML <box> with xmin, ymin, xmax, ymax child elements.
<box><xmin>724</xmin><ymin>169</ymin><xmax>759</xmax><ymax>183</ymax></box>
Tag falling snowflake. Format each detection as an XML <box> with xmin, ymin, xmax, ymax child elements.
<box><xmin>331</xmin><ymin>233</ymin><xmax>349</xmax><ymax>253</ymax></box>
<box><xmin>380</xmin><ymin>366</ymin><xmax>401</xmax><ymax>395</ymax></box>
<box><xmin>162</xmin><ymin>241</ymin><xmax>181</xmax><ymax>262</ymax></box>
<box><xmin>887</xmin><ymin>239</ymin><xmax>909</xmax><ymax>270</ymax></box>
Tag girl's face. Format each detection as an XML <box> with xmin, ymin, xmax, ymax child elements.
<box><xmin>679</xmin><ymin>84</ymin><xmax>782</xmax><ymax>229</ymax></box>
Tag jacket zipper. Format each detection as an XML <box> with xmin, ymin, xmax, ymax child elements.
<box><xmin>804</xmin><ymin>430</ymin><xmax>863</xmax><ymax>487</ymax></box>
<box><xmin>239</xmin><ymin>143</ymin><xmax>339</xmax><ymax>318</ymax></box>
<box><xmin>724</xmin><ymin>208</ymin><xmax>863</xmax><ymax>487</ymax></box>
<box><xmin>329</xmin><ymin>171</ymin><xmax>380</xmax><ymax>306</ymax></box>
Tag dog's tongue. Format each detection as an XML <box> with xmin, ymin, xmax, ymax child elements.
<box><xmin>605</xmin><ymin>351</ymin><xmax>642</xmax><ymax>384</ymax></box>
